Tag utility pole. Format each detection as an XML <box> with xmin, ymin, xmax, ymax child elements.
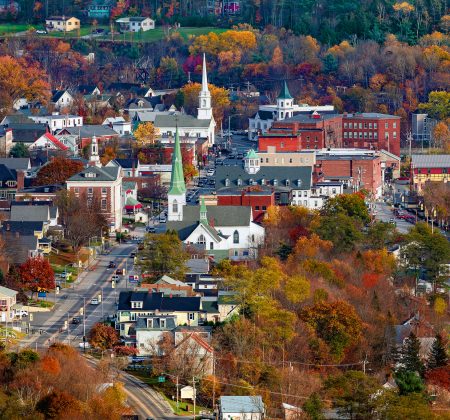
<box><xmin>212</xmin><ymin>353</ymin><xmax>215</xmax><ymax>414</ymax></box>
<box><xmin>176</xmin><ymin>376</ymin><xmax>179</xmax><ymax>414</ymax></box>
<box><xmin>362</xmin><ymin>355</ymin><xmax>369</xmax><ymax>374</ymax></box>
<box><xmin>82</xmin><ymin>297</ymin><xmax>86</xmax><ymax>352</ymax></box>
<box><xmin>192</xmin><ymin>376</ymin><xmax>196</xmax><ymax>419</ymax></box>
<box><xmin>67</xmin><ymin>312</ymin><xmax>70</xmax><ymax>344</ymax></box>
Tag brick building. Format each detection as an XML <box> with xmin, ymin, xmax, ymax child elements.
<box><xmin>259</xmin><ymin>111</ymin><xmax>343</xmax><ymax>151</ymax></box>
<box><xmin>217</xmin><ymin>187</ymin><xmax>275</xmax><ymax>223</ymax></box>
<box><xmin>315</xmin><ymin>149</ymin><xmax>383</xmax><ymax>197</ymax></box>
<box><xmin>342</xmin><ymin>113</ymin><xmax>401</xmax><ymax>156</ymax></box>
<box><xmin>259</xmin><ymin>111</ymin><xmax>401</xmax><ymax>157</ymax></box>
<box><xmin>66</xmin><ymin>136</ymin><xmax>123</xmax><ymax>232</ymax></box>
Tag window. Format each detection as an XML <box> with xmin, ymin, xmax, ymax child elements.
<box><xmin>101</xmin><ymin>199</ymin><xmax>107</xmax><ymax>210</ymax></box>
<box><xmin>393</xmin><ymin>122</ymin><xmax>397</xmax><ymax>128</ymax></box>
<box><xmin>280</xmin><ymin>112</ymin><xmax>284</xmax><ymax>118</ymax></box>
<box><xmin>359</xmin><ymin>123</ymin><xmax>362</xmax><ymax>129</ymax></box>
<box><xmin>332</xmin><ymin>188</ymin><xmax>336</xmax><ymax>194</ymax></box>
<box><xmin>364</xmin><ymin>123</ymin><xmax>368</xmax><ymax>128</ymax></box>
<box><xmin>87</xmin><ymin>187</ymin><xmax>93</xmax><ymax>195</ymax></box>
<box><xmin>349</xmin><ymin>123</ymin><xmax>353</xmax><ymax>128</ymax></box>
<box><xmin>344</xmin><ymin>123</ymin><xmax>348</xmax><ymax>128</ymax></box>
<box><xmin>265</xmin><ymin>158</ymin><xmax>269</xmax><ymax>163</ymax></box>
<box><xmin>393</xmin><ymin>132</ymin><xmax>397</xmax><ymax>138</ymax></box>
<box><xmin>374</xmin><ymin>123</ymin><xmax>378</xmax><ymax>129</ymax></box>
<box><xmin>262</xmin><ymin>206</ymin><xmax>267</xmax><ymax>211</ymax></box>
<box><xmin>349</xmin><ymin>132</ymin><xmax>353</xmax><ymax>138</ymax></box>
<box><xmin>260</xmin><ymin>158</ymin><xmax>263</xmax><ymax>163</ymax></box>
<box><xmin>344</xmin><ymin>132</ymin><xmax>348</xmax><ymax>138</ymax></box>
<box><xmin>374</xmin><ymin>132</ymin><xmax>378</xmax><ymax>139</ymax></box>
<box><xmin>101</xmin><ymin>187</ymin><xmax>107</xmax><ymax>195</ymax></box>
<box><xmin>160</xmin><ymin>319</ymin><xmax>166</xmax><ymax>328</ymax></box>
<box><xmin>303</xmin><ymin>191</ymin><xmax>307</xmax><ymax>197</ymax></box>
<box><xmin>172</xmin><ymin>200</ymin><xmax>178</xmax><ymax>214</ymax></box>
<box><xmin>314</xmin><ymin>200</ymin><xmax>318</xmax><ymax>207</ymax></box>
<box><xmin>255</xmin><ymin>206</ymin><xmax>260</xmax><ymax>210</ymax></box>
<box><xmin>225</xmin><ymin>178</ymin><xmax>230</xmax><ymax>187</ymax></box>
<box><xmin>237</xmin><ymin>179</ymin><xmax>242</xmax><ymax>186</ymax></box>
<box><xmin>385</xmin><ymin>122</ymin><xmax>388</xmax><ymax>128</ymax></box>
<box><xmin>273</xmin><ymin>179</ymin><xmax>278</xmax><ymax>186</ymax></box>
<box><xmin>369</xmin><ymin>132</ymin><xmax>373</xmax><ymax>139</ymax></box>
<box><xmin>197</xmin><ymin>235</ymin><xmax>206</xmax><ymax>245</ymax></box>
<box><xmin>286</xmin><ymin>179</ymin><xmax>290</xmax><ymax>186</ymax></box>
<box><xmin>364</xmin><ymin>132</ymin><xmax>368</xmax><ymax>138</ymax></box>
<box><xmin>188</xmin><ymin>313</ymin><xmax>195</xmax><ymax>321</ymax></box>
<box><xmin>130</xmin><ymin>313</ymin><xmax>136</xmax><ymax>321</ymax></box>
<box><xmin>359</xmin><ymin>132</ymin><xmax>363</xmax><ymax>138</ymax></box>
<box><xmin>233</xmin><ymin>230</ymin><xmax>239</xmax><ymax>244</ymax></box>
<box><xmin>280</xmin><ymin>142</ymin><xmax>284</xmax><ymax>148</ymax></box>
<box><xmin>210</xmin><ymin>242</ymin><xmax>214</xmax><ymax>250</ymax></box>
<box><xmin>289</xmin><ymin>158</ymin><xmax>293</xmax><ymax>163</ymax></box>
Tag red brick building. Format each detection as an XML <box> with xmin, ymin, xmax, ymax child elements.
<box><xmin>259</xmin><ymin>111</ymin><xmax>342</xmax><ymax>151</ymax></box>
<box><xmin>315</xmin><ymin>150</ymin><xmax>383</xmax><ymax>197</ymax></box>
<box><xmin>259</xmin><ymin>111</ymin><xmax>401</xmax><ymax>157</ymax></box>
<box><xmin>342</xmin><ymin>113</ymin><xmax>401</xmax><ymax>156</ymax></box>
<box><xmin>217</xmin><ymin>187</ymin><xmax>275</xmax><ymax>223</ymax></box>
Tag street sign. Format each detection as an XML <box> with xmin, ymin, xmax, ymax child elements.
<box><xmin>29</xmin><ymin>313</ymin><xmax>33</xmax><ymax>321</ymax></box>
<box><xmin>38</xmin><ymin>291</ymin><xmax>46</xmax><ymax>298</ymax></box>
<box><xmin>158</xmin><ymin>376</ymin><xmax>165</xmax><ymax>383</ymax></box>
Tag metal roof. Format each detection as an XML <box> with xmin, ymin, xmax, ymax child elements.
<box><xmin>411</xmin><ymin>154</ymin><xmax>450</xmax><ymax>168</ymax></box>
<box><xmin>220</xmin><ymin>396</ymin><xmax>264</xmax><ymax>414</ymax></box>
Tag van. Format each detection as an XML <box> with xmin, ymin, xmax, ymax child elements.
<box><xmin>90</xmin><ymin>298</ymin><xmax>99</xmax><ymax>305</ymax></box>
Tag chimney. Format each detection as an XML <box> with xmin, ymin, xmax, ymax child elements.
<box><xmin>16</xmin><ymin>170</ymin><xmax>25</xmax><ymax>191</ymax></box>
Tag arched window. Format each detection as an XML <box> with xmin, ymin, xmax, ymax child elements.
<box><xmin>197</xmin><ymin>235</ymin><xmax>206</xmax><ymax>245</ymax></box>
<box><xmin>172</xmin><ymin>199</ymin><xmax>178</xmax><ymax>214</ymax></box>
<box><xmin>233</xmin><ymin>230</ymin><xmax>239</xmax><ymax>244</ymax></box>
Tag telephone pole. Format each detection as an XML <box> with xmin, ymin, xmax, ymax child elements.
<box><xmin>176</xmin><ymin>376</ymin><xmax>179</xmax><ymax>414</ymax></box>
<box><xmin>192</xmin><ymin>376</ymin><xmax>196</xmax><ymax>419</ymax></box>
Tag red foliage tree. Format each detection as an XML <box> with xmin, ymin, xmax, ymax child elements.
<box><xmin>19</xmin><ymin>257</ymin><xmax>55</xmax><ymax>295</ymax></box>
<box><xmin>34</xmin><ymin>157</ymin><xmax>83</xmax><ymax>186</ymax></box>
<box><xmin>425</xmin><ymin>367</ymin><xmax>450</xmax><ymax>389</ymax></box>
<box><xmin>113</xmin><ymin>346</ymin><xmax>138</xmax><ymax>356</ymax></box>
<box><xmin>88</xmin><ymin>323</ymin><xmax>119</xmax><ymax>351</ymax></box>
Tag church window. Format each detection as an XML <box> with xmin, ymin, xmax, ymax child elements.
<box><xmin>172</xmin><ymin>200</ymin><xmax>178</xmax><ymax>214</ymax></box>
<box><xmin>210</xmin><ymin>242</ymin><xmax>214</xmax><ymax>250</ymax></box>
<box><xmin>233</xmin><ymin>230</ymin><xmax>239</xmax><ymax>244</ymax></box>
<box><xmin>280</xmin><ymin>112</ymin><xmax>284</xmax><ymax>119</ymax></box>
<box><xmin>197</xmin><ymin>235</ymin><xmax>206</xmax><ymax>245</ymax></box>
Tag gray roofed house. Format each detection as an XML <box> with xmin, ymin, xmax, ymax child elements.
<box><xmin>10</xmin><ymin>205</ymin><xmax>50</xmax><ymax>223</ymax></box>
<box><xmin>8</xmin><ymin>123</ymin><xmax>48</xmax><ymax>144</ymax></box>
<box><xmin>344</xmin><ymin>112</ymin><xmax>400</xmax><ymax>119</ymax></box>
<box><xmin>0</xmin><ymin>285</ymin><xmax>18</xmax><ymax>298</ymax></box>
<box><xmin>0</xmin><ymin>158</ymin><xmax>31</xmax><ymax>171</ymax></box>
<box><xmin>1</xmin><ymin>231</ymin><xmax>39</xmax><ymax>263</ymax></box>
<box><xmin>284</xmin><ymin>112</ymin><xmax>340</xmax><ymax>124</ymax></box>
<box><xmin>1</xmin><ymin>114</ymin><xmax>34</xmax><ymax>126</ymax></box>
<box><xmin>58</xmin><ymin>125</ymin><xmax>118</xmax><ymax>139</ymax></box>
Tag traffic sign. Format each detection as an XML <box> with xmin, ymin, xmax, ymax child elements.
<box><xmin>38</xmin><ymin>291</ymin><xmax>46</xmax><ymax>298</ymax></box>
<box><xmin>158</xmin><ymin>376</ymin><xmax>165</xmax><ymax>383</ymax></box>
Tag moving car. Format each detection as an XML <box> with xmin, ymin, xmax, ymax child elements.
<box><xmin>108</xmin><ymin>261</ymin><xmax>116</xmax><ymax>268</ymax></box>
<box><xmin>111</xmin><ymin>274</ymin><xmax>120</xmax><ymax>282</ymax></box>
<box><xmin>90</xmin><ymin>298</ymin><xmax>99</xmax><ymax>305</ymax></box>
<box><xmin>159</xmin><ymin>217</ymin><xmax>167</xmax><ymax>223</ymax></box>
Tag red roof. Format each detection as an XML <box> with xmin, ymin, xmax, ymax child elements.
<box><xmin>42</xmin><ymin>132</ymin><xmax>68</xmax><ymax>151</ymax></box>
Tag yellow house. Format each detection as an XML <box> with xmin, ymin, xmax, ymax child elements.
<box><xmin>45</xmin><ymin>16</ymin><xmax>80</xmax><ymax>32</ymax></box>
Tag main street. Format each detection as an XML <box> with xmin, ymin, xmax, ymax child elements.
<box><xmin>17</xmin><ymin>230</ymin><xmax>178</xmax><ymax>419</ymax></box>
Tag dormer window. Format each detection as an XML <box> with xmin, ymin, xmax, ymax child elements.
<box><xmin>286</xmin><ymin>180</ymin><xmax>290</xmax><ymax>186</ymax></box>
<box><xmin>273</xmin><ymin>179</ymin><xmax>278</xmax><ymax>186</ymax></box>
<box><xmin>147</xmin><ymin>318</ymin><xmax>153</xmax><ymax>328</ymax></box>
<box><xmin>160</xmin><ymin>318</ymin><xmax>166</xmax><ymax>328</ymax></box>
<box><xmin>131</xmin><ymin>300</ymin><xmax>143</xmax><ymax>309</ymax></box>
<box><xmin>85</xmin><ymin>172</ymin><xmax>97</xmax><ymax>178</ymax></box>
<box><xmin>225</xmin><ymin>178</ymin><xmax>230</xmax><ymax>187</ymax></box>
<box><xmin>237</xmin><ymin>178</ymin><xmax>242</xmax><ymax>186</ymax></box>
<box><xmin>261</xmin><ymin>179</ymin><xmax>265</xmax><ymax>185</ymax></box>
<box><xmin>297</xmin><ymin>179</ymin><xmax>302</xmax><ymax>187</ymax></box>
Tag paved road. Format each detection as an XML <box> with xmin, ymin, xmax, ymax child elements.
<box><xmin>373</xmin><ymin>201</ymin><xmax>412</xmax><ymax>234</ymax></box>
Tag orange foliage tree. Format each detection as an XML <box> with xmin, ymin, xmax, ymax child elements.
<box><xmin>34</xmin><ymin>157</ymin><xmax>84</xmax><ymax>186</ymax></box>
<box><xmin>19</xmin><ymin>257</ymin><xmax>55</xmax><ymax>295</ymax></box>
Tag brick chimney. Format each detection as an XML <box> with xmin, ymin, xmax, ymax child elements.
<box><xmin>16</xmin><ymin>170</ymin><xmax>25</xmax><ymax>191</ymax></box>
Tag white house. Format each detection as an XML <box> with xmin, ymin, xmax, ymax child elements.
<box><xmin>102</xmin><ymin>117</ymin><xmax>132</xmax><ymax>136</ymax></box>
<box><xmin>292</xmin><ymin>181</ymin><xmax>344</xmax><ymax>209</ymax></box>
<box><xmin>29</xmin><ymin>132</ymin><xmax>69</xmax><ymax>152</ymax></box>
<box><xmin>55</xmin><ymin>134</ymin><xmax>79</xmax><ymax>155</ymax></box>
<box><xmin>0</xmin><ymin>285</ymin><xmax>18</xmax><ymax>323</ymax></box>
<box><xmin>248</xmin><ymin>81</ymin><xmax>334</xmax><ymax>140</ymax></box>
<box><xmin>51</xmin><ymin>90</ymin><xmax>74</xmax><ymax>110</ymax></box>
<box><xmin>29</xmin><ymin>114</ymin><xmax>83</xmax><ymax>134</ymax></box>
<box><xmin>116</xmin><ymin>16</ymin><xmax>155</xmax><ymax>32</ymax></box>
<box><xmin>219</xmin><ymin>396</ymin><xmax>265</xmax><ymax>420</ymax></box>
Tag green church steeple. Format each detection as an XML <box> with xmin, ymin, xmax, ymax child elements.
<box><xmin>277</xmin><ymin>81</ymin><xmax>293</xmax><ymax>100</ymax></box>
<box><xmin>168</xmin><ymin>127</ymin><xmax>186</xmax><ymax>196</ymax></box>
<box><xmin>200</xmin><ymin>197</ymin><xmax>208</xmax><ymax>223</ymax></box>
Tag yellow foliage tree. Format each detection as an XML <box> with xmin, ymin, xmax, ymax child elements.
<box><xmin>433</xmin><ymin>297</ymin><xmax>447</xmax><ymax>316</ymax></box>
<box><xmin>433</xmin><ymin>122</ymin><xmax>450</xmax><ymax>151</ymax></box>
<box><xmin>189</xmin><ymin>30</ymin><xmax>257</xmax><ymax>56</ymax></box>
<box><xmin>134</xmin><ymin>122</ymin><xmax>159</xmax><ymax>147</ymax></box>
<box><xmin>180</xmin><ymin>82</ymin><xmax>230</xmax><ymax>127</ymax></box>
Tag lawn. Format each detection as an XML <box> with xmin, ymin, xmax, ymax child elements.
<box><xmin>47</xmin><ymin>25</ymin><xmax>109</xmax><ymax>38</ymax></box>
<box><xmin>100</xmin><ymin>26</ymin><xmax>226</xmax><ymax>43</ymax></box>
<box><xmin>0</xmin><ymin>23</ymin><xmax>31</xmax><ymax>35</ymax></box>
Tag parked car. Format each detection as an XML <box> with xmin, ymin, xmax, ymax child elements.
<box><xmin>129</xmin><ymin>252</ymin><xmax>136</xmax><ymax>258</ymax></box>
<box><xmin>116</xmin><ymin>268</ymin><xmax>125</xmax><ymax>275</ymax></box>
<box><xmin>36</xmin><ymin>29</ymin><xmax>47</xmax><ymax>34</ymax></box>
<box><xmin>159</xmin><ymin>217</ymin><xmax>167</xmax><ymax>223</ymax></box>
<box><xmin>71</xmin><ymin>317</ymin><xmax>81</xmax><ymax>324</ymax></box>
<box><xmin>108</xmin><ymin>261</ymin><xmax>116</xmax><ymax>268</ymax></box>
<box><xmin>146</xmin><ymin>226</ymin><xmax>156</xmax><ymax>233</ymax></box>
<box><xmin>15</xmin><ymin>310</ymin><xmax>28</xmax><ymax>317</ymax></box>
<box><xmin>111</xmin><ymin>274</ymin><xmax>120</xmax><ymax>282</ymax></box>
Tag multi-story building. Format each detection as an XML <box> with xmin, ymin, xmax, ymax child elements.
<box><xmin>412</xmin><ymin>113</ymin><xmax>437</xmax><ymax>145</ymax></box>
<box><xmin>342</xmin><ymin>113</ymin><xmax>401</xmax><ymax>156</ymax></box>
<box><xmin>411</xmin><ymin>155</ymin><xmax>450</xmax><ymax>192</ymax></box>
<box><xmin>66</xmin><ymin>136</ymin><xmax>123</xmax><ymax>232</ymax></box>
<box><xmin>259</xmin><ymin>110</ymin><xmax>401</xmax><ymax>157</ymax></box>
<box><xmin>260</xmin><ymin>111</ymin><xmax>343</xmax><ymax>150</ymax></box>
<box><xmin>248</xmin><ymin>81</ymin><xmax>334</xmax><ymax>140</ymax></box>
<box><xmin>315</xmin><ymin>149</ymin><xmax>383</xmax><ymax>197</ymax></box>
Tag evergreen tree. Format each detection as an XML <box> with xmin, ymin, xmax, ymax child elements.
<box><xmin>399</xmin><ymin>332</ymin><xmax>425</xmax><ymax>377</ymax></box>
<box><xmin>427</xmin><ymin>334</ymin><xmax>448</xmax><ymax>370</ymax></box>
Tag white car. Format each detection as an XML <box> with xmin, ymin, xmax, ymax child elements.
<box><xmin>15</xmin><ymin>310</ymin><xmax>28</xmax><ymax>317</ymax></box>
<box><xmin>90</xmin><ymin>297</ymin><xmax>99</xmax><ymax>305</ymax></box>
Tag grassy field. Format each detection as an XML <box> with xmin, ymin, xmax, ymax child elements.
<box><xmin>100</xmin><ymin>26</ymin><xmax>226</xmax><ymax>43</ymax></box>
<box><xmin>0</xmin><ymin>23</ymin><xmax>31</xmax><ymax>35</ymax></box>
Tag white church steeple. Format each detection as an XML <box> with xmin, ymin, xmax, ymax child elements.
<box><xmin>197</xmin><ymin>53</ymin><xmax>212</xmax><ymax>120</ymax></box>
<box><xmin>90</xmin><ymin>135</ymin><xmax>101</xmax><ymax>167</ymax></box>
